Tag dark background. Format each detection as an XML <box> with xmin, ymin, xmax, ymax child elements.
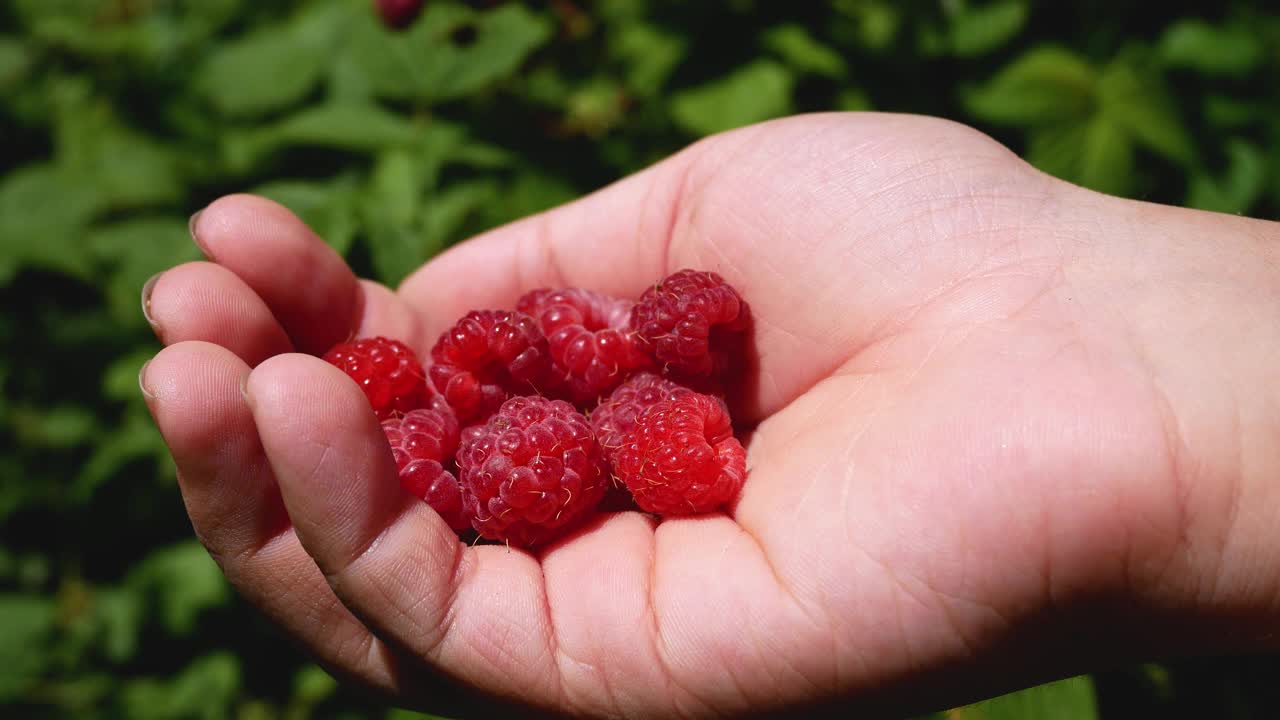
<box><xmin>1</xmin><ymin>1</ymin><xmax>1277</xmax><ymax>717</ymax></box>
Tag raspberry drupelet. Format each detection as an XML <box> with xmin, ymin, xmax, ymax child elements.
<box><xmin>457</xmin><ymin>396</ymin><xmax>608</xmax><ymax>547</ymax></box>
<box><xmin>631</xmin><ymin>269</ymin><xmax>749</xmax><ymax>378</ymax></box>
<box><xmin>429</xmin><ymin>310</ymin><xmax>558</xmax><ymax>423</ymax></box>
<box><xmin>590</xmin><ymin>372</ymin><xmax>692</xmax><ymax>457</ymax></box>
<box><xmin>381</xmin><ymin>399</ymin><xmax>468</xmax><ymax>531</ymax></box>
<box><xmin>323</xmin><ymin>336</ymin><xmax>430</xmax><ymax>421</ymax></box>
<box><xmin>517</xmin><ymin>287</ymin><xmax>653</xmax><ymax>405</ymax></box>
<box><xmin>612</xmin><ymin>392</ymin><xmax>746</xmax><ymax>516</ymax></box>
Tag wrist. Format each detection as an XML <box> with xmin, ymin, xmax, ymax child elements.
<box><xmin>1063</xmin><ymin>191</ymin><xmax>1280</xmax><ymax>655</ymax></box>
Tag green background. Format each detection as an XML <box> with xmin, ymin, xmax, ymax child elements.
<box><xmin>1</xmin><ymin>1</ymin><xmax>1277</xmax><ymax>717</ymax></box>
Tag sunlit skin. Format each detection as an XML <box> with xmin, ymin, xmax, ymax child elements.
<box><xmin>140</xmin><ymin>114</ymin><xmax>1280</xmax><ymax>718</ymax></box>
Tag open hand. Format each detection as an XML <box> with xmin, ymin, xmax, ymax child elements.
<box><xmin>141</xmin><ymin>113</ymin><xmax>1280</xmax><ymax>717</ymax></box>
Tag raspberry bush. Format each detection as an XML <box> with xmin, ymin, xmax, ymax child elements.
<box><xmin>4</xmin><ymin>0</ymin><xmax>1275</xmax><ymax>716</ymax></box>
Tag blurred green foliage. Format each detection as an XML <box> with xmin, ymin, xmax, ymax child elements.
<box><xmin>1</xmin><ymin>0</ymin><xmax>1277</xmax><ymax>717</ymax></box>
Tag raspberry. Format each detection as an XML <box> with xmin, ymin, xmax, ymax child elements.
<box><xmin>382</xmin><ymin>398</ymin><xmax>460</xmax><ymax>468</ymax></box>
<box><xmin>590</xmin><ymin>372</ymin><xmax>691</xmax><ymax>456</ymax></box>
<box><xmin>374</xmin><ymin>0</ymin><xmax>424</xmax><ymax>30</ymax></box>
<box><xmin>324</xmin><ymin>336</ymin><xmax>430</xmax><ymax>421</ymax></box>
<box><xmin>382</xmin><ymin>400</ymin><xmax>467</xmax><ymax>530</ymax></box>
<box><xmin>631</xmin><ymin>269</ymin><xmax>749</xmax><ymax>377</ymax></box>
<box><xmin>457</xmin><ymin>396</ymin><xmax>608</xmax><ymax>547</ymax></box>
<box><xmin>612</xmin><ymin>392</ymin><xmax>746</xmax><ymax>516</ymax></box>
<box><xmin>429</xmin><ymin>310</ymin><xmax>558</xmax><ymax>423</ymax></box>
<box><xmin>517</xmin><ymin>287</ymin><xmax>653</xmax><ymax>404</ymax></box>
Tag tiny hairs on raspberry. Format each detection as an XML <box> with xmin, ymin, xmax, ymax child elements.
<box><xmin>323</xmin><ymin>336</ymin><xmax>430</xmax><ymax>421</ymax></box>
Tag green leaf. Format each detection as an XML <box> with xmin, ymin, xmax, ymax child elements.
<box><xmin>292</xmin><ymin>665</ymin><xmax>338</xmax><ymax>707</ymax></box>
<box><xmin>347</xmin><ymin>3</ymin><xmax>552</xmax><ymax>103</ymax></box>
<box><xmin>369</xmin><ymin>150</ymin><xmax>426</xmax><ymax>228</ymax></box>
<box><xmin>11</xmin><ymin>0</ymin><xmax>99</xmax><ymax>29</ymax></box>
<box><xmin>832</xmin><ymin>0</ymin><xmax>901</xmax><ymax>52</ymax></box>
<box><xmin>433</xmin><ymin>4</ymin><xmax>553</xmax><ymax>101</ymax></box>
<box><xmin>951</xmin><ymin>675</ymin><xmax>1099</xmax><ymax>720</ymax></box>
<box><xmin>1203</xmin><ymin>95</ymin><xmax>1264</xmax><ymax>129</ymax></box>
<box><xmin>55</xmin><ymin>103</ymin><xmax>183</xmax><ymax>212</ymax></box>
<box><xmin>129</xmin><ymin>542</ymin><xmax>229</xmax><ymax>636</ymax></box>
<box><xmin>121</xmin><ymin>652</ymin><xmax>241</xmax><ymax>720</ymax></box>
<box><xmin>1188</xmin><ymin>139</ymin><xmax>1266</xmax><ymax>215</ymax></box>
<box><xmin>563</xmin><ymin>78</ymin><xmax>628</xmax><ymax>136</ymax></box>
<box><xmin>267</xmin><ymin>103</ymin><xmax>424</xmax><ymax>152</ymax></box>
<box><xmin>364</xmin><ymin>222</ymin><xmax>424</xmax><ymax>288</ymax></box>
<box><xmin>1159</xmin><ymin>20</ymin><xmax>1264</xmax><ymax>76</ymax></box>
<box><xmin>612</xmin><ymin>23</ymin><xmax>687</xmax><ymax>96</ymax></box>
<box><xmin>450</xmin><ymin>140</ymin><xmax>515</xmax><ymax>170</ymax></box>
<box><xmin>0</xmin><ymin>36</ymin><xmax>32</xmax><ymax>91</ymax></box>
<box><xmin>253</xmin><ymin>175</ymin><xmax>363</xmax><ymax>255</ymax></box>
<box><xmin>196</xmin><ymin>3</ymin><xmax>349</xmax><ymax>116</ymax></box>
<box><xmin>1028</xmin><ymin>117</ymin><xmax>1134</xmax><ymax>197</ymax></box>
<box><xmin>198</xmin><ymin>30</ymin><xmax>326</xmax><ymax>116</ymax></box>
<box><xmin>763</xmin><ymin>24</ymin><xmax>847</xmax><ymax>77</ymax></box>
<box><xmin>1076</xmin><ymin>117</ymin><xmax>1135</xmax><ymax>196</ymax></box>
<box><xmin>0</xmin><ymin>163</ymin><xmax>101</xmax><ymax>283</ymax></box>
<box><xmin>87</xmin><ymin>218</ymin><xmax>201</xmax><ymax>330</ymax></box>
<box><xmin>385</xmin><ymin>710</ymin><xmax>453</xmax><ymax>720</ymax></box>
<box><xmin>670</xmin><ymin>60</ymin><xmax>795</xmax><ymax>136</ymax></box>
<box><xmin>1098</xmin><ymin>59</ymin><xmax>1196</xmax><ymax>166</ymax></box>
<box><xmin>7</xmin><ymin>405</ymin><xmax>97</xmax><ymax>448</ymax></box>
<box><xmin>0</xmin><ymin>594</ymin><xmax>57</xmax><ymax>701</ymax></box>
<box><xmin>836</xmin><ymin>87</ymin><xmax>873</xmax><ymax>112</ymax></box>
<box><xmin>502</xmin><ymin>171</ymin><xmax>578</xmax><ymax>220</ymax></box>
<box><xmin>963</xmin><ymin>46</ymin><xmax>1096</xmax><ymax>126</ymax></box>
<box><xmin>949</xmin><ymin>0</ymin><xmax>1029</xmax><ymax>57</ymax></box>
<box><xmin>421</xmin><ymin>179</ymin><xmax>501</xmax><ymax>254</ymax></box>
<box><xmin>74</xmin><ymin>410</ymin><xmax>168</xmax><ymax>503</ymax></box>
<box><xmin>12</xmin><ymin>0</ymin><xmax>242</xmax><ymax>64</ymax></box>
<box><xmin>362</xmin><ymin>149</ymin><xmax>432</xmax><ymax>286</ymax></box>
<box><xmin>94</xmin><ymin>587</ymin><xmax>145</xmax><ymax>664</ymax></box>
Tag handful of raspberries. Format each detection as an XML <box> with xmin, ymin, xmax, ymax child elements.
<box><xmin>323</xmin><ymin>269</ymin><xmax>750</xmax><ymax>548</ymax></box>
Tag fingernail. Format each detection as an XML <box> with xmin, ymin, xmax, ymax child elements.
<box><xmin>141</xmin><ymin>271</ymin><xmax>163</xmax><ymax>330</ymax></box>
<box><xmin>189</xmin><ymin>209</ymin><xmax>212</xmax><ymax>259</ymax></box>
<box><xmin>239</xmin><ymin>371</ymin><xmax>252</xmax><ymax>407</ymax></box>
<box><xmin>138</xmin><ymin>359</ymin><xmax>157</xmax><ymax>401</ymax></box>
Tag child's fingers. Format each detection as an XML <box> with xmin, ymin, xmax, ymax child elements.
<box><xmin>144</xmin><ymin>261</ymin><xmax>292</xmax><ymax>366</ymax></box>
<box><xmin>191</xmin><ymin>194</ymin><xmax>363</xmax><ymax>355</ymax></box>
<box><xmin>245</xmin><ymin>353</ymin><xmax>568</xmax><ymax>710</ymax></box>
<box><xmin>142</xmin><ymin>341</ymin><xmax>413</xmax><ymax>695</ymax></box>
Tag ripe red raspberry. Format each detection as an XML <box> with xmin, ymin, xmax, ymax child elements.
<box><xmin>382</xmin><ymin>400</ymin><xmax>467</xmax><ymax>530</ymax></box>
<box><xmin>324</xmin><ymin>336</ymin><xmax>430</xmax><ymax>421</ymax></box>
<box><xmin>382</xmin><ymin>398</ymin><xmax>460</xmax><ymax>468</ymax></box>
<box><xmin>374</xmin><ymin>0</ymin><xmax>424</xmax><ymax>30</ymax></box>
<box><xmin>612</xmin><ymin>392</ymin><xmax>746</xmax><ymax>516</ymax></box>
<box><xmin>429</xmin><ymin>310</ymin><xmax>558</xmax><ymax>423</ymax></box>
<box><xmin>517</xmin><ymin>287</ymin><xmax>653</xmax><ymax>404</ymax></box>
<box><xmin>458</xmin><ymin>396</ymin><xmax>608</xmax><ymax>547</ymax></box>
<box><xmin>631</xmin><ymin>269</ymin><xmax>749</xmax><ymax>377</ymax></box>
<box><xmin>590</xmin><ymin>372</ymin><xmax>691</xmax><ymax>456</ymax></box>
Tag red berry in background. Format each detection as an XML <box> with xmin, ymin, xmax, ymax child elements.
<box><xmin>457</xmin><ymin>396</ymin><xmax>608</xmax><ymax>547</ymax></box>
<box><xmin>374</xmin><ymin>0</ymin><xmax>425</xmax><ymax>30</ymax></box>
<box><xmin>324</xmin><ymin>336</ymin><xmax>430</xmax><ymax>420</ymax></box>
<box><xmin>590</xmin><ymin>372</ymin><xmax>691</xmax><ymax>456</ymax></box>
<box><xmin>517</xmin><ymin>287</ymin><xmax>653</xmax><ymax>405</ymax></box>
<box><xmin>632</xmin><ymin>269</ymin><xmax>749</xmax><ymax>378</ymax></box>
<box><xmin>382</xmin><ymin>399</ymin><xmax>468</xmax><ymax>530</ymax></box>
<box><xmin>430</xmin><ymin>310</ymin><xmax>558</xmax><ymax>423</ymax></box>
<box><xmin>612</xmin><ymin>392</ymin><xmax>746</xmax><ymax>516</ymax></box>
